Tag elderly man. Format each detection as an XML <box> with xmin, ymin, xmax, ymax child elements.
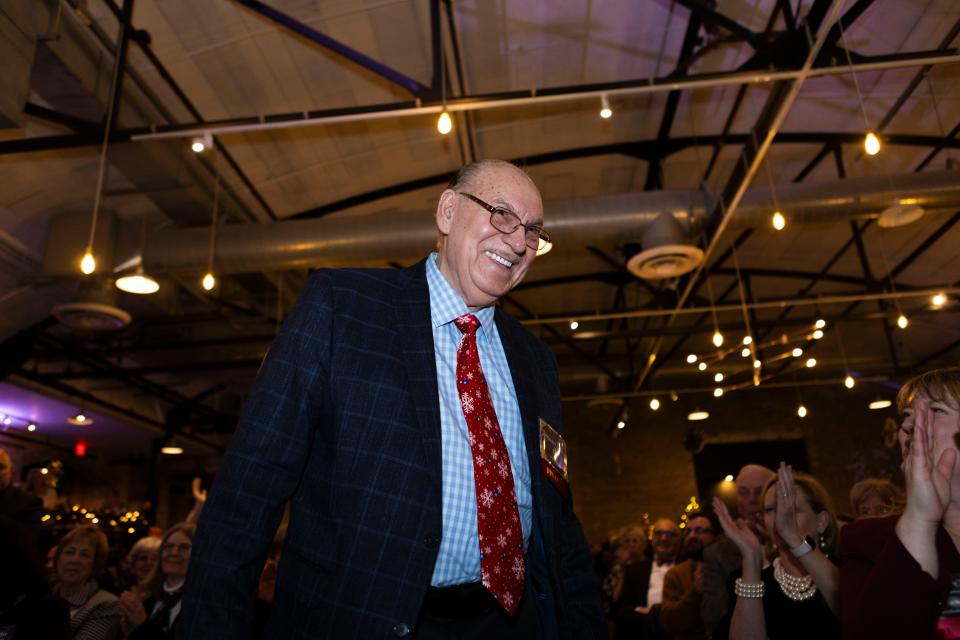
<box><xmin>180</xmin><ymin>161</ymin><xmax>606</xmax><ymax>640</ymax></box>
<box><xmin>613</xmin><ymin>518</ymin><xmax>682</xmax><ymax>640</ymax></box>
<box><xmin>700</xmin><ymin>464</ymin><xmax>775</xmax><ymax>637</ymax></box>
<box><xmin>0</xmin><ymin>447</ymin><xmax>42</xmax><ymax>530</ymax></box>
<box><xmin>658</xmin><ymin>511</ymin><xmax>720</xmax><ymax>640</ymax></box>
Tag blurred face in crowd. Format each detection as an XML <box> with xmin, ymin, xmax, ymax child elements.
<box><xmin>856</xmin><ymin>492</ymin><xmax>893</xmax><ymax>518</ymax></box>
<box><xmin>900</xmin><ymin>391</ymin><xmax>960</xmax><ymax>493</ymax></box>
<box><xmin>0</xmin><ymin>449</ymin><xmax>11</xmax><ymax>489</ymax></box>
<box><xmin>651</xmin><ymin>519</ymin><xmax>682</xmax><ymax>562</ymax></box>
<box><xmin>131</xmin><ymin>547</ymin><xmax>158</xmax><ymax>583</ymax></box>
<box><xmin>57</xmin><ymin>539</ymin><xmax>96</xmax><ymax>586</ymax></box>
<box><xmin>762</xmin><ymin>481</ymin><xmax>828</xmax><ymax>549</ymax></box>
<box><xmin>683</xmin><ymin>516</ymin><xmax>718</xmax><ymax>560</ymax></box>
<box><xmin>160</xmin><ymin>531</ymin><xmax>192</xmax><ymax>584</ymax></box>
<box><xmin>736</xmin><ymin>465</ymin><xmax>774</xmax><ymax>523</ymax></box>
<box><xmin>436</xmin><ymin>163</ymin><xmax>543</xmax><ymax>311</ymax></box>
<box><xmin>615</xmin><ymin>528</ymin><xmax>647</xmax><ymax>564</ymax></box>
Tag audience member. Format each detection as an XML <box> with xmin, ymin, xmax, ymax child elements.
<box><xmin>118</xmin><ymin>523</ymin><xmax>195</xmax><ymax>639</ymax></box>
<box><xmin>658</xmin><ymin>511</ymin><xmax>720</xmax><ymax>640</ymax></box>
<box><xmin>613</xmin><ymin>518</ymin><xmax>681</xmax><ymax>639</ymax></box>
<box><xmin>841</xmin><ymin>367</ymin><xmax>960</xmax><ymax>639</ymax></box>
<box><xmin>252</xmin><ymin>523</ymin><xmax>287</xmax><ymax>639</ymax></box>
<box><xmin>119</xmin><ymin>537</ymin><xmax>161</xmax><ymax>592</ymax></box>
<box><xmin>701</xmin><ymin>463</ymin><xmax>775</xmax><ymax>636</ymax></box>
<box><xmin>0</xmin><ymin>515</ymin><xmax>70</xmax><ymax>639</ymax></box>
<box><xmin>0</xmin><ymin>447</ymin><xmax>43</xmax><ymax>531</ymax></box>
<box><xmin>52</xmin><ymin>525</ymin><xmax>121</xmax><ymax>640</ymax></box>
<box><xmin>849</xmin><ymin>477</ymin><xmax>904</xmax><ymax>519</ymax></box>
<box><xmin>713</xmin><ymin>463</ymin><xmax>840</xmax><ymax>640</ymax></box>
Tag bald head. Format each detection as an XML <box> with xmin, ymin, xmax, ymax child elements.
<box><xmin>651</xmin><ymin>518</ymin><xmax>682</xmax><ymax>562</ymax></box>
<box><xmin>0</xmin><ymin>448</ymin><xmax>11</xmax><ymax>489</ymax></box>
<box><xmin>735</xmin><ymin>464</ymin><xmax>775</xmax><ymax>522</ymax></box>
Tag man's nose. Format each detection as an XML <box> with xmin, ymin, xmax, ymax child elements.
<box><xmin>503</xmin><ymin>226</ymin><xmax>527</xmax><ymax>253</ymax></box>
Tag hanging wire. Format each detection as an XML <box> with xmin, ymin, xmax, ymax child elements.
<box><xmin>86</xmin><ymin>21</ymin><xmax>127</xmax><ymax>258</ymax></box>
<box><xmin>926</xmin><ymin>76</ymin><xmax>955</xmax><ymax>166</ymax></box>
<box><xmin>837</xmin><ymin>18</ymin><xmax>873</xmax><ymax>132</ymax></box>
<box><xmin>206</xmin><ymin>149</ymin><xmax>221</xmax><ymax>280</ymax></box>
<box><xmin>763</xmin><ymin>158</ymin><xmax>782</xmax><ymax>213</ymax></box>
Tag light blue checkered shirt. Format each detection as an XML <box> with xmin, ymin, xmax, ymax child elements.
<box><xmin>426</xmin><ymin>253</ymin><xmax>532</xmax><ymax>586</ymax></box>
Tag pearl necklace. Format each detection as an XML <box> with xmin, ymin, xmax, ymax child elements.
<box><xmin>772</xmin><ymin>557</ymin><xmax>817</xmax><ymax>602</ymax></box>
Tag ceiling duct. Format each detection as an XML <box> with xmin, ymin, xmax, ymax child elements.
<box><xmin>137</xmin><ymin>169</ymin><xmax>960</xmax><ymax>275</ymax></box>
<box><xmin>625</xmin><ymin>211</ymin><xmax>704</xmax><ymax>279</ymax></box>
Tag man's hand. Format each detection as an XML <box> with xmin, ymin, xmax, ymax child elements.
<box><xmin>192</xmin><ymin>477</ymin><xmax>208</xmax><ymax>505</ymax></box>
<box><xmin>119</xmin><ymin>587</ymin><xmax>148</xmax><ymax>631</ymax></box>
<box><xmin>634</xmin><ymin>604</ymin><xmax>652</xmax><ymax>615</ymax></box>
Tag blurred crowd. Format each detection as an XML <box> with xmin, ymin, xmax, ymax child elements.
<box><xmin>2</xmin><ymin>365</ymin><xmax>959</xmax><ymax>639</ymax></box>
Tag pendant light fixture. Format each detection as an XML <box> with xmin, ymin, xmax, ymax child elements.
<box><xmin>202</xmin><ymin>150</ymin><xmax>221</xmax><ymax>291</ymax></box>
<box><xmin>838</xmin><ymin>19</ymin><xmax>880</xmax><ymax>156</ymax></box>
<box><xmin>116</xmin><ymin>215</ymin><xmax>159</xmax><ymax>295</ymax></box>
<box><xmin>436</xmin><ymin>37</ymin><xmax>452</xmax><ymax>135</ymax></box>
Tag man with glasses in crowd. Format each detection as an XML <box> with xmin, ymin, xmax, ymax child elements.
<box><xmin>658</xmin><ymin>512</ymin><xmax>720</xmax><ymax>640</ymax></box>
<box><xmin>613</xmin><ymin>518</ymin><xmax>683</xmax><ymax>640</ymax></box>
<box><xmin>180</xmin><ymin>160</ymin><xmax>605</xmax><ymax>640</ymax></box>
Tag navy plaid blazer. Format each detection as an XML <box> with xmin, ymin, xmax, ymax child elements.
<box><xmin>179</xmin><ymin>258</ymin><xmax>606</xmax><ymax>639</ymax></box>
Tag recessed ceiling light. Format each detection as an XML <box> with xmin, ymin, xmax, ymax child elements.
<box><xmin>687</xmin><ymin>410</ymin><xmax>709</xmax><ymax>421</ymax></box>
<box><xmin>869</xmin><ymin>399</ymin><xmax>892</xmax><ymax>410</ymax></box>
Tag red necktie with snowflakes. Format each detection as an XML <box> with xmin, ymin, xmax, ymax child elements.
<box><xmin>454</xmin><ymin>313</ymin><xmax>525</xmax><ymax>615</ymax></box>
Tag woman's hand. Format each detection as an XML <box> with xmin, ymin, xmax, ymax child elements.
<box><xmin>713</xmin><ymin>497</ymin><xmax>763</xmax><ymax>569</ymax></box>
<box><xmin>192</xmin><ymin>477</ymin><xmax>208</xmax><ymax>506</ymax></box>
<box><xmin>902</xmin><ymin>414</ymin><xmax>956</xmax><ymax>528</ymax></box>
<box><xmin>119</xmin><ymin>587</ymin><xmax>148</xmax><ymax>630</ymax></box>
<box><xmin>774</xmin><ymin>462</ymin><xmax>803</xmax><ymax>549</ymax></box>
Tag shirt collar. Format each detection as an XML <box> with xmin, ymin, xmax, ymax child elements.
<box><xmin>426</xmin><ymin>252</ymin><xmax>495</xmax><ymax>337</ymax></box>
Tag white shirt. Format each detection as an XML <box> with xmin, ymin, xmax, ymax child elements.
<box><xmin>646</xmin><ymin>560</ymin><xmax>674</xmax><ymax>606</ymax></box>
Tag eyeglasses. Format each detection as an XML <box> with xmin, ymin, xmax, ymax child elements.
<box><xmin>688</xmin><ymin>527</ymin><xmax>715</xmax><ymax>535</ymax></box>
<box><xmin>161</xmin><ymin>542</ymin><xmax>192</xmax><ymax>553</ymax></box>
<box><xmin>457</xmin><ymin>192</ymin><xmax>549</xmax><ymax>250</ymax></box>
<box><xmin>653</xmin><ymin>530</ymin><xmax>680</xmax><ymax>539</ymax></box>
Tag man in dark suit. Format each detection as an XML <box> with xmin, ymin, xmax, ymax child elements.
<box><xmin>180</xmin><ymin>160</ymin><xmax>606</xmax><ymax>639</ymax></box>
<box><xmin>0</xmin><ymin>447</ymin><xmax>42</xmax><ymax>530</ymax></box>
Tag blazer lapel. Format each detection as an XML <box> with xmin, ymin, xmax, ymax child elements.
<box><xmin>394</xmin><ymin>259</ymin><xmax>443</xmax><ymax>490</ymax></box>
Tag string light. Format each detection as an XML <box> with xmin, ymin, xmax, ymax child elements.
<box><xmin>724</xmin><ymin>474</ymin><xmax>735</xmax><ymax>482</ymax></box>
<box><xmin>437</xmin><ymin>111</ymin><xmax>453</xmax><ymax>135</ymax></box>
<box><xmin>80</xmin><ymin>251</ymin><xmax>96</xmax><ymax>275</ymax></box>
<box><xmin>27</xmin><ymin>423</ymin><xmax>37</xmax><ymax>432</ymax></box>
<box><xmin>713</xmin><ymin>387</ymin><xmax>724</xmax><ymax>398</ymax></box>
<box><xmin>897</xmin><ymin>314</ymin><xmax>909</xmax><ymax>329</ymax></box>
<box><xmin>753</xmin><ymin>359</ymin><xmax>762</xmax><ymax>368</ymax></box>
<box><xmin>600</xmin><ymin>94</ymin><xmax>613</xmax><ymax>119</ymax></box>
<box><xmin>616</xmin><ymin>420</ymin><xmax>626</xmax><ymax>430</ymax></box>
<box><xmin>815</xmin><ymin>319</ymin><xmax>826</xmax><ymax>329</ymax></box>
<box><xmin>649</xmin><ymin>398</ymin><xmax>660</xmax><ymax>411</ymax></box>
<box><xmin>569</xmin><ymin>320</ymin><xmax>579</xmax><ymax>330</ymax></box>
<box><xmin>805</xmin><ymin>357</ymin><xmax>817</xmax><ymax>368</ymax></box>
<box><xmin>792</xmin><ymin>348</ymin><xmax>803</xmax><ymax>357</ymax></box>
<box><xmin>844</xmin><ymin>375</ymin><xmax>856</xmax><ymax>389</ymax></box>
<box><xmin>797</xmin><ymin>404</ymin><xmax>808</xmax><ymax>418</ymax></box>
<box><xmin>202</xmin><ymin>272</ymin><xmax>216</xmax><ymax>291</ymax></box>
<box><xmin>812</xmin><ymin>329</ymin><xmax>824</xmax><ymax>339</ymax></box>
<box><xmin>714</xmin><ymin>372</ymin><xmax>724</xmax><ymax>383</ymax></box>
<box><xmin>712</xmin><ymin>331</ymin><xmax>724</xmax><ymax>347</ymax></box>
<box><xmin>864</xmin><ymin>131</ymin><xmax>881</xmax><ymax>156</ymax></box>
<box><xmin>772</xmin><ymin>211</ymin><xmax>786</xmax><ymax>231</ymax></box>
<box><xmin>698</xmin><ymin>362</ymin><xmax>707</xmax><ymax>371</ymax></box>
<box><xmin>686</xmin><ymin>354</ymin><xmax>698</xmax><ymax>364</ymax></box>
<box><xmin>932</xmin><ymin>293</ymin><xmax>946</xmax><ymax>308</ymax></box>
<box><xmin>741</xmin><ymin>347</ymin><xmax>751</xmax><ymax>357</ymax></box>
<box><xmin>742</xmin><ymin>336</ymin><xmax>753</xmax><ymax>346</ymax></box>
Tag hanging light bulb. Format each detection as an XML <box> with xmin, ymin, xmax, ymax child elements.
<box><xmin>753</xmin><ymin>359</ymin><xmax>762</xmax><ymax>369</ymax></box>
<box><xmin>190</xmin><ymin>131</ymin><xmax>213</xmax><ymax>154</ymax></box>
<box><xmin>815</xmin><ymin>319</ymin><xmax>826</xmax><ymax>329</ymax></box>
<box><xmin>698</xmin><ymin>362</ymin><xmax>707</xmax><ymax>371</ymax></box>
<box><xmin>864</xmin><ymin>131</ymin><xmax>881</xmax><ymax>156</ymax></box>
<box><xmin>792</xmin><ymin>348</ymin><xmax>803</xmax><ymax>357</ymax></box>
<box><xmin>649</xmin><ymin>398</ymin><xmax>660</xmax><ymax>411</ymax></box>
<box><xmin>797</xmin><ymin>404</ymin><xmax>808</xmax><ymax>418</ymax></box>
<box><xmin>714</xmin><ymin>372</ymin><xmax>724</xmax><ymax>383</ymax></box>
<box><xmin>742</xmin><ymin>336</ymin><xmax>753</xmax><ymax>346</ymax></box>
<box><xmin>686</xmin><ymin>354</ymin><xmax>698</xmax><ymax>364</ymax></box>
<box><xmin>897</xmin><ymin>314</ymin><xmax>909</xmax><ymax>329</ymax></box>
<box><xmin>806</xmin><ymin>357</ymin><xmax>817</xmax><ymax>368</ymax></box>
<box><xmin>437</xmin><ymin>111</ymin><xmax>453</xmax><ymax>135</ymax></box>
<box><xmin>202</xmin><ymin>272</ymin><xmax>216</xmax><ymax>291</ymax></box>
<box><xmin>712</xmin><ymin>331</ymin><xmax>723</xmax><ymax>347</ymax></box>
<box><xmin>80</xmin><ymin>250</ymin><xmax>96</xmax><ymax>275</ymax></box>
<box><xmin>569</xmin><ymin>320</ymin><xmax>579</xmax><ymax>331</ymax></box>
<box><xmin>812</xmin><ymin>329</ymin><xmax>824</xmax><ymax>340</ymax></box>
<box><xmin>713</xmin><ymin>387</ymin><xmax>724</xmax><ymax>398</ymax></box>
<box><xmin>599</xmin><ymin>94</ymin><xmax>613</xmax><ymax>119</ymax></box>
<box><xmin>932</xmin><ymin>293</ymin><xmax>946</xmax><ymax>308</ymax></box>
<box><xmin>27</xmin><ymin>423</ymin><xmax>37</xmax><ymax>432</ymax></box>
<box><xmin>741</xmin><ymin>347</ymin><xmax>751</xmax><ymax>357</ymax></box>
<box><xmin>844</xmin><ymin>374</ymin><xmax>856</xmax><ymax>389</ymax></box>
<box><xmin>772</xmin><ymin>211</ymin><xmax>786</xmax><ymax>231</ymax></box>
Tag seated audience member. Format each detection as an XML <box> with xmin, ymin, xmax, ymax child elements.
<box><xmin>252</xmin><ymin>523</ymin><xmax>287</xmax><ymax>639</ymax></box>
<box><xmin>52</xmin><ymin>525</ymin><xmax>121</xmax><ymax>640</ymax></box>
<box><xmin>713</xmin><ymin>463</ymin><xmax>840</xmax><ymax>640</ymax></box>
<box><xmin>701</xmin><ymin>464</ymin><xmax>775</xmax><ymax>637</ymax></box>
<box><xmin>0</xmin><ymin>447</ymin><xmax>42</xmax><ymax>531</ymax></box>
<box><xmin>601</xmin><ymin>525</ymin><xmax>649</xmax><ymax>614</ymax></box>
<box><xmin>119</xmin><ymin>537</ymin><xmax>161</xmax><ymax>592</ymax></box>
<box><xmin>658</xmin><ymin>511</ymin><xmax>720</xmax><ymax>640</ymax></box>
<box><xmin>614</xmin><ymin>518</ymin><xmax>682</xmax><ymax>640</ymax></box>
<box><xmin>118</xmin><ymin>523</ymin><xmax>195</xmax><ymax>639</ymax></box>
<box><xmin>0</xmin><ymin>515</ymin><xmax>70</xmax><ymax>639</ymax></box>
<box><xmin>841</xmin><ymin>367</ymin><xmax>960</xmax><ymax>640</ymax></box>
<box><xmin>849</xmin><ymin>477</ymin><xmax>904</xmax><ymax>519</ymax></box>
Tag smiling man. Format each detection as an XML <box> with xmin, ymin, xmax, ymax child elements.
<box><xmin>180</xmin><ymin>160</ymin><xmax>605</xmax><ymax>640</ymax></box>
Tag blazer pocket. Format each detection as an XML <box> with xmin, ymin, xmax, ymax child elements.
<box><xmin>276</xmin><ymin>546</ymin><xmax>335</xmax><ymax>608</ymax></box>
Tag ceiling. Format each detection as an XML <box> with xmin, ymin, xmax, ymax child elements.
<box><xmin>1</xmin><ymin>0</ymin><xmax>959</xmax><ymax>455</ymax></box>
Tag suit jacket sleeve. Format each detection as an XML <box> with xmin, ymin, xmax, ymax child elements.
<box><xmin>839</xmin><ymin>516</ymin><xmax>942</xmax><ymax>640</ymax></box>
<box><xmin>659</xmin><ymin>562</ymin><xmax>702</xmax><ymax>637</ymax></box>
<box><xmin>701</xmin><ymin>537</ymin><xmax>738</xmax><ymax>636</ymax></box>
<box><xmin>179</xmin><ymin>272</ymin><xmax>334</xmax><ymax>639</ymax></box>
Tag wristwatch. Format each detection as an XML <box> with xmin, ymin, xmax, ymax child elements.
<box><xmin>789</xmin><ymin>536</ymin><xmax>817</xmax><ymax>558</ymax></box>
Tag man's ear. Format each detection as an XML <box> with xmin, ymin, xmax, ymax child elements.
<box><xmin>436</xmin><ymin>189</ymin><xmax>457</xmax><ymax>235</ymax></box>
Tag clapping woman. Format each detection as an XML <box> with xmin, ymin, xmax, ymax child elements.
<box><xmin>840</xmin><ymin>367</ymin><xmax>960</xmax><ymax>639</ymax></box>
<box><xmin>713</xmin><ymin>463</ymin><xmax>840</xmax><ymax>640</ymax></box>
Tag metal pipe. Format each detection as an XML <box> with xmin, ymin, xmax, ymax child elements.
<box><xmin>128</xmin><ymin>50</ymin><xmax>960</xmax><ymax>142</ymax></box>
<box><xmin>139</xmin><ymin>169</ymin><xmax>960</xmax><ymax>275</ymax></box>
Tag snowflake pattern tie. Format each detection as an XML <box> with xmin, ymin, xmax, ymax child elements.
<box><xmin>454</xmin><ymin>313</ymin><xmax>525</xmax><ymax>615</ymax></box>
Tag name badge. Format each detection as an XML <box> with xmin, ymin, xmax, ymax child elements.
<box><xmin>539</xmin><ymin>418</ymin><xmax>569</xmax><ymax>498</ymax></box>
